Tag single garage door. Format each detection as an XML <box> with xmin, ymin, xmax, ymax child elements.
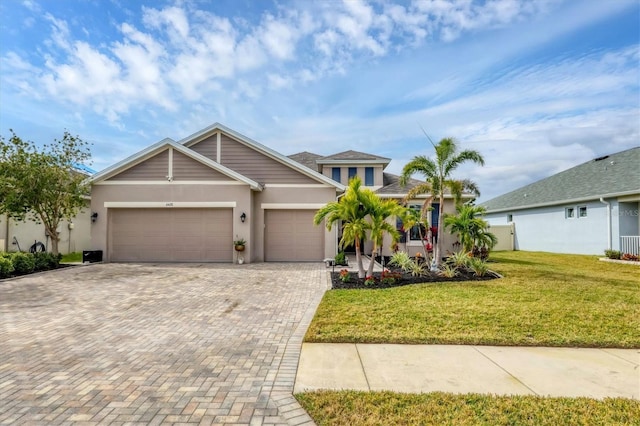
<box><xmin>109</xmin><ymin>208</ymin><xmax>233</xmax><ymax>262</ymax></box>
<box><xmin>265</xmin><ymin>210</ymin><xmax>324</xmax><ymax>261</ymax></box>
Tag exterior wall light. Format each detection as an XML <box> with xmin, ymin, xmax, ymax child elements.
<box><xmin>91</xmin><ymin>212</ymin><xmax>98</xmax><ymax>223</ymax></box>
<box><xmin>240</xmin><ymin>212</ymin><xmax>246</xmax><ymax>223</ymax></box>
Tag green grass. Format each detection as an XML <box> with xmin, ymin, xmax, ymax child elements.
<box><xmin>296</xmin><ymin>391</ymin><xmax>640</xmax><ymax>426</ymax></box>
<box><xmin>305</xmin><ymin>251</ymin><xmax>640</xmax><ymax>348</ymax></box>
<box><xmin>60</xmin><ymin>251</ymin><xmax>82</xmax><ymax>263</ymax></box>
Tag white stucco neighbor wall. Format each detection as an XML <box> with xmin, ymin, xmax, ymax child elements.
<box><xmin>485</xmin><ymin>200</ymin><xmax>612</xmax><ymax>255</ymax></box>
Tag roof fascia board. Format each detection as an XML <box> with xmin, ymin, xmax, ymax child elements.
<box><xmin>485</xmin><ymin>189</ymin><xmax>640</xmax><ymax>213</ymax></box>
<box><xmin>88</xmin><ymin>138</ymin><xmax>176</xmax><ymax>183</ymax></box>
<box><xmin>180</xmin><ymin>122</ymin><xmax>346</xmax><ymax>191</ymax></box>
<box><xmin>317</xmin><ymin>159</ymin><xmax>390</xmax><ymax>165</ymax></box>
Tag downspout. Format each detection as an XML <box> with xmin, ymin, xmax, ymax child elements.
<box><xmin>599</xmin><ymin>198</ymin><xmax>611</xmax><ymax>250</ymax></box>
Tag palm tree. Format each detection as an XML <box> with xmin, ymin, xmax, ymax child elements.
<box><xmin>400</xmin><ymin>136</ymin><xmax>485</xmax><ymax>268</ymax></box>
<box><xmin>443</xmin><ymin>204</ymin><xmax>497</xmax><ymax>254</ymax></box>
<box><xmin>314</xmin><ymin>177</ymin><xmax>370</xmax><ymax>278</ymax></box>
<box><xmin>360</xmin><ymin>192</ymin><xmax>403</xmax><ymax>276</ymax></box>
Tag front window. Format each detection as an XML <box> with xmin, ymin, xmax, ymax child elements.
<box><xmin>348</xmin><ymin>167</ymin><xmax>357</xmax><ymax>181</ymax></box>
<box><xmin>332</xmin><ymin>167</ymin><xmax>341</xmax><ymax>183</ymax></box>
<box><xmin>365</xmin><ymin>167</ymin><xmax>374</xmax><ymax>186</ymax></box>
<box><xmin>408</xmin><ymin>204</ymin><xmax>427</xmax><ymax>241</ymax></box>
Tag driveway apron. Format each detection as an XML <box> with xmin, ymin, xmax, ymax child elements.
<box><xmin>0</xmin><ymin>263</ymin><xmax>328</xmax><ymax>425</ymax></box>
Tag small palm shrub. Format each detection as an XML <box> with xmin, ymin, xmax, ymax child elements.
<box><xmin>11</xmin><ymin>252</ymin><xmax>36</xmax><ymax>275</ymax></box>
<box><xmin>447</xmin><ymin>250</ymin><xmax>471</xmax><ymax>269</ymax></box>
<box><xmin>389</xmin><ymin>251</ymin><xmax>412</xmax><ymax>271</ymax></box>
<box><xmin>407</xmin><ymin>259</ymin><xmax>427</xmax><ymax>277</ymax></box>
<box><xmin>468</xmin><ymin>257</ymin><xmax>489</xmax><ymax>277</ymax></box>
<box><xmin>439</xmin><ymin>263</ymin><xmax>458</xmax><ymax>278</ymax></box>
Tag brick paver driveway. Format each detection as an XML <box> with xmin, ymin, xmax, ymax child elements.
<box><xmin>0</xmin><ymin>263</ymin><xmax>328</xmax><ymax>425</ymax></box>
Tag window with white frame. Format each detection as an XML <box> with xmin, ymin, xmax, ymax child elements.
<box><xmin>565</xmin><ymin>207</ymin><xmax>575</xmax><ymax>219</ymax></box>
<box><xmin>578</xmin><ymin>206</ymin><xmax>587</xmax><ymax>218</ymax></box>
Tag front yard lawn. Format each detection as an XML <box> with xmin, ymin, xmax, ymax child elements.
<box><xmin>296</xmin><ymin>391</ymin><xmax>640</xmax><ymax>426</ymax></box>
<box><xmin>304</xmin><ymin>251</ymin><xmax>640</xmax><ymax>348</ymax></box>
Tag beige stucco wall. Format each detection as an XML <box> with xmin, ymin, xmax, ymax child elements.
<box><xmin>0</xmin><ymin>202</ymin><xmax>91</xmax><ymax>254</ymax></box>
<box><xmin>91</xmin><ymin>183</ymin><xmax>253</xmax><ymax>262</ymax></box>
<box><xmin>252</xmin><ymin>186</ymin><xmax>338</xmax><ymax>262</ymax></box>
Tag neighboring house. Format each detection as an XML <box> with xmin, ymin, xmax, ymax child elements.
<box><xmin>89</xmin><ymin>123</ymin><xmax>472</xmax><ymax>263</ymax></box>
<box><xmin>0</xmin><ymin>207</ymin><xmax>91</xmax><ymax>255</ymax></box>
<box><xmin>1</xmin><ymin>164</ymin><xmax>94</xmax><ymax>255</ymax></box>
<box><xmin>481</xmin><ymin>147</ymin><xmax>640</xmax><ymax>255</ymax></box>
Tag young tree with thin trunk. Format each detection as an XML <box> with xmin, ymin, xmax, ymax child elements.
<box><xmin>0</xmin><ymin>130</ymin><xmax>91</xmax><ymax>255</ymax></box>
<box><xmin>400</xmin><ymin>136</ymin><xmax>484</xmax><ymax>268</ymax></box>
<box><xmin>360</xmin><ymin>191</ymin><xmax>402</xmax><ymax>277</ymax></box>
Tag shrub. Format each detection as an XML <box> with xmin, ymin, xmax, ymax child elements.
<box><xmin>447</xmin><ymin>251</ymin><xmax>471</xmax><ymax>269</ymax></box>
<box><xmin>389</xmin><ymin>251</ymin><xmax>412</xmax><ymax>271</ymax></box>
<box><xmin>335</xmin><ymin>251</ymin><xmax>347</xmax><ymax>266</ymax></box>
<box><xmin>439</xmin><ymin>264</ymin><xmax>458</xmax><ymax>278</ymax></box>
<box><xmin>0</xmin><ymin>256</ymin><xmax>14</xmax><ymax>278</ymax></box>
<box><xmin>604</xmin><ymin>250</ymin><xmax>621</xmax><ymax>260</ymax></box>
<box><xmin>621</xmin><ymin>253</ymin><xmax>639</xmax><ymax>262</ymax></box>
<box><xmin>339</xmin><ymin>269</ymin><xmax>351</xmax><ymax>283</ymax></box>
<box><xmin>364</xmin><ymin>276</ymin><xmax>376</xmax><ymax>286</ymax></box>
<box><xmin>407</xmin><ymin>260</ymin><xmax>427</xmax><ymax>277</ymax></box>
<box><xmin>468</xmin><ymin>257</ymin><xmax>489</xmax><ymax>277</ymax></box>
<box><xmin>33</xmin><ymin>252</ymin><xmax>61</xmax><ymax>271</ymax></box>
<box><xmin>11</xmin><ymin>252</ymin><xmax>36</xmax><ymax>275</ymax></box>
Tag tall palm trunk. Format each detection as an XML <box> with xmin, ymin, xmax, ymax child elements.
<box><xmin>355</xmin><ymin>239</ymin><xmax>365</xmax><ymax>278</ymax></box>
<box><xmin>434</xmin><ymin>197</ymin><xmax>445</xmax><ymax>268</ymax></box>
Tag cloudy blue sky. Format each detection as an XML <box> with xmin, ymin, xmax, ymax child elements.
<box><xmin>1</xmin><ymin>0</ymin><xmax>638</xmax><ymax>201</ymax></box>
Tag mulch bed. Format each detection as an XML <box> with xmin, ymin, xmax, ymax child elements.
<box><xmin>330</xmin><ymin>267</ymin><xmax>500</xmax><ymax>290</ymax></box>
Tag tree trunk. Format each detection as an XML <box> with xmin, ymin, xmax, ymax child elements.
<box><xmin>367</xmin><ymin>245</ymin><xmax>376</xmax><ymax>277</ymax></box>
<box><xmin>355</xmin><ymin>239</ymin><xmax>366</xmax><ymax>278</ymax></box>
<box><xmin>435</xmin><ymin>197</ymin><xmax>445</xmax><ymax>267</ymax></box>
<box><xmin>44</xmin><ymin>220</ymin><xmax>60</xmax><ymax>255</ymax></box>
<box><xmin>50</xmin><ymin>236</ymin><xmax>59</xmax><ymax>255</ymax></box>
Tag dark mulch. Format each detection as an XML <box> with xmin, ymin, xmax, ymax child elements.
<box><xmin>330</xmin><ymin>267</ymin><xmax>499</xmax><ymax>290</ymax></box>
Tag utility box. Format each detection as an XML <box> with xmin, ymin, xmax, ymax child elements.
<box><xmin>82</xmin><ymin>250</ymin><xmax>103</xmax><ymax>263</ymax></box>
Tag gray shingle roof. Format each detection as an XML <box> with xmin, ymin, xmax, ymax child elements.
<box><xmin>481</xmin><ymin>146</ymin><xmax>640</xmax><ymax>212</ymax></box>
<box><xmin>317</xmin><ymin>150</ymin><xmax>390</xmax><ymax>163</ymax></box>
<box><xmin>287</xmin><ymin>151</ymin><xmax>323</xmax><ymax>171</ymax></box>
<box><xmin>375</xmin><ymin>173</ymin><xmax>423</xmax><ymax>195</ymax></box>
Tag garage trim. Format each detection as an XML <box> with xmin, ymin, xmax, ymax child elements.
<box><xmin>105</xmin><ymin>201</ymin><xmax>237</xmax><ymax>208</ymax></box>
<box><xmin>262</xmin><ymin>203</ymin><xmax>325</xmax><ymax>209</ymax></box>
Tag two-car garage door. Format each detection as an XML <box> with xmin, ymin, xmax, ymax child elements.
<box><xmin>109</xmin><ymin>208</ymin><xmax>233</xmax><ymax>262</ymax></box>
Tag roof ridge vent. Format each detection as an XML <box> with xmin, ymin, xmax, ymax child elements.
<box><xmin>594</xmin><ymin>155</ymin><xmax>609</xmax><ymax>161</ymax></box>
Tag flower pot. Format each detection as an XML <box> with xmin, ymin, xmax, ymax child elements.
<box><xmin>235</xmin><ymin>244</ymin><xmax>245</xmax><ymax>252</ymax></box>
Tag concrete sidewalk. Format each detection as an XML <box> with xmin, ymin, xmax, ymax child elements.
<box><xmin>294</xmin><ymin>343</ymin><xmax>639</xmax><ymax>399</ymax></box>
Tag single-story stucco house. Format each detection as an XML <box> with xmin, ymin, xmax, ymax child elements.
<box><xmin>482</xmin><ymin>146</ymin><xmax>640</xmax><ymax>255</ymax></box>
<box><xmin>89</xmin><ymin>123</ymin><xmax>472</xmax><ymax>263</ymax></box>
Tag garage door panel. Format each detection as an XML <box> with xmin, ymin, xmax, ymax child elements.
<box><xmin>110</xmin><ymin>208</ymin><xmax>233</xmax><ymax>262</ymax></box>
<box><xmin>265</xmin><ymin>210</ymin><xmax>323</xmax><ymax>262</ymax></box>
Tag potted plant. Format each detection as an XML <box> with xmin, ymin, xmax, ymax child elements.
<box><xmin>233</xmin><ymin>237</ymin><xmax>246</xmax><ymax>252</ymax></box>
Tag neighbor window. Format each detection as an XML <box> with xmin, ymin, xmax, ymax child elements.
<box><xmin>348</xmin><ymin>167</ymin><xmax>357</xmax><ymax>181</ymax></box>
<box><xmin>332</xmin><ymin>167</ymin><xmax>341</xmax><ymax>183</ymax></box>
<box><xmin>507</xmin><ymin>214</ymin><xmax>513</xmax><ymax>222</ymax></box>
<box><xmin>565</xmin><ymin>207</ymin><xmax>575</xmax><ymax>219</ymax></box>
<box><xmin>365</xmin><ymin>167</ymin><xmax>374</xmax><ymax>186</ymax></box>
<box><xmin>578</xmin><ymin>206</ymin><xmax>587</xmax><ymax>218</ymax></box>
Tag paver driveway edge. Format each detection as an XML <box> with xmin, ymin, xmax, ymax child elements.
<box><xmin>271</xmin><ymin>270</ymin><xmax>331</xmax><ymax>426</ymax></box>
